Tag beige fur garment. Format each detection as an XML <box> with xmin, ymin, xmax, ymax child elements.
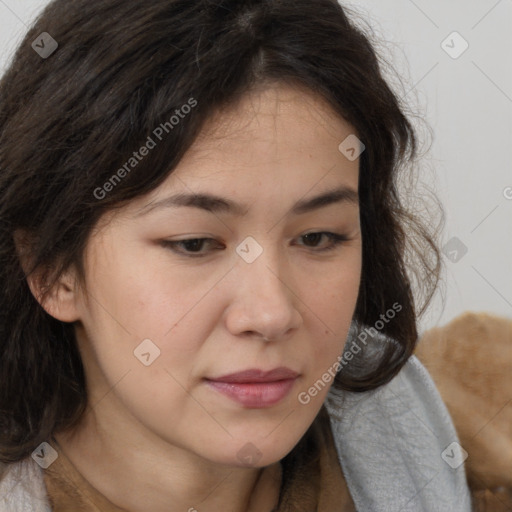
<box><xmin>415</xmin><ymin>312</ymin><xmax>512</xmax><ymax>511</ymax></box>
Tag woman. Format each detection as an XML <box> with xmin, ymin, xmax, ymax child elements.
<box><xmin>0</xmin><ymin>0</ymin><xmax>472</xmax><ymax>510</ymax></box>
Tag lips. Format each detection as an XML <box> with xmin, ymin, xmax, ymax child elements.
<box><xmin>204</xmin><ymin>367</ymin><xmax>299</xmax><ymax>407</ymax></box>
<box><xmin>206</xmin><ymin>367</ymin><xmax>299</xmax><ymax>383</ymax></box>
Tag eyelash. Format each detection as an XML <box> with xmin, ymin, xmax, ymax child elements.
<box><xmin>161</xmin><ymin>232</ymin><xmax>350</xmax><ymax>258</ymax></box>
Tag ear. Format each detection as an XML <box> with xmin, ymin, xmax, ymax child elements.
<box><xmin>13</xmin><ymin>229</ymin><xmax>81</xmax><ymax>323</ymax></box>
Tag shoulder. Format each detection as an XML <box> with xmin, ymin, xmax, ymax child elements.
<box><xmin>325</xmin><ymin>355</ymin><xmax>473</xmax><ymax>512</ymax></box>
<box><xmin>0</xmin><ymin>457</ymin><xmax>52</xmax><ymax>512</ymax></box>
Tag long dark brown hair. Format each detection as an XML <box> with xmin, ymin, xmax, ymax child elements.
<box><xmin>0</xmin><ymin>0</ymin><xmax>441</xmax><ymax>467</ymax></box>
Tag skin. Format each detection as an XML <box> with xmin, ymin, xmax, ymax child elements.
<box><xmin>25</xmin><ymin>82</ymin><xmax>362</xmax><ymax>512</ymax></box>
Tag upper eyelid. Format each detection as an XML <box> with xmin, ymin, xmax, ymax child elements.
<box><xmin>162</xmin><ymin>231</ymin><xmax>351</xmax><ymax>253</ymax></box>
<box><xmin>167</xmin><ymin>231</ymin><xmax>349</xmax><ymax>243</ymax></box>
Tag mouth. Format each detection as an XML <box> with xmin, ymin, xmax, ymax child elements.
<box><xmin>204</xmin><ymin>367</ymin><xmax>299</xmax><ymax>408</ymax></box>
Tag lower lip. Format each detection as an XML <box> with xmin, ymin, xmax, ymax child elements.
<box><xmin>205</xmin><ymin>378</ymin><xmax>297</xmax><ymax>407</ymax></box>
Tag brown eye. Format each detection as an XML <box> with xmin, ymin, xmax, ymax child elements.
<box><xmin>297</xmin><ymin>232</ymin><xmax>349</xmax><ymax>252</ymax></box>
<box><xmin>161</xmin><ymin>232</ymin><xmax>349</xmax><ymax>259</ymax></box>
<box><xmin>161</xmin><ymin>238</ymin><xmax>222</xmax><ymax>257</ymax></box>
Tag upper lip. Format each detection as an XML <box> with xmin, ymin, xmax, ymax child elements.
<box><xmin>206</xmin><ymin>367</ymin><xmax>299</xmax><ymax>383</ymax></box>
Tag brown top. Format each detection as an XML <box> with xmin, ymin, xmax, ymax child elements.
<box><xmin>42</xmin><ymin>406</ymin><xmax>356</xmax><ymax>512</ymax></box>
<box><xmin>42</xmin><ymin>436</ymin><xmax>127</xmax><ymax>512</ymax></box>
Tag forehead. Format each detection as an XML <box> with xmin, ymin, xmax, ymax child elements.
<box><xmin>154</xmin><ymin>83</ymin><xmax>359</xmax><ymax>193</ymax></box>
<box><xmin>190</xmin><ymin>82</ymin><xmax>357</xmax><ymax>160</ymax></box>
<box><xmin>102</xmin><ymin>83</ymin><xmax>361</xmax><ymax>229</ymax></box>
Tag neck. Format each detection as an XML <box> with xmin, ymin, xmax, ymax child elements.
<box><xmin>53</xmin><ymin>407</ymin><xmax>282</xmax><ymax>512</ymax></box>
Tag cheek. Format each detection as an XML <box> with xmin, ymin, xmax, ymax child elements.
<box><xmin>84</xmin><ymin>245</ymin><xmax>205</xmax><ymax>343</ymax></box>
<box><xmin>77</xmin><ymin>296</ymin><xmax>200</xmax><ymax>440</ymax></box>
<box><xmin>75</xmin><ymin>252</ymin><xmax>206</xmax><ymax>402</ymax></box>
<box><xmin>303</xmin><ymin>259</ymin><xmax>361</xmax><ymax>384</ymax></box>
<box><xmin>314</xmin><ymin>256</ymin><xmax>361</xmax><ymax>325</ymax></box>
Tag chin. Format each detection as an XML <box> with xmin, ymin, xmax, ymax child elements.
<box><xmin>204</xmin><ymin>436</ymin><xmax>292</xmax><ymax>469</ymax></box>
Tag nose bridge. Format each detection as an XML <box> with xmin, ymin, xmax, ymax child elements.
<box><xmin>228</xmin><ymin>236</ymin><xmax>301</xmax><ymax>338</ymax></box>
<box><xmin>238</xmin><ymin>238</ymin><xmax>289</xmax><ymax>302</ymax></box>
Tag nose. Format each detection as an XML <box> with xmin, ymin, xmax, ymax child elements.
<box><xmin>224</xmin><ymin>243</ymin><xmax>302</xmax><ymax>342</ymax></box>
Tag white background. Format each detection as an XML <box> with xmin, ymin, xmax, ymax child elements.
<box><xmin>1</xmin><ymin>0</ymin><xmax>511</xmax><ymax>334</ymax></box>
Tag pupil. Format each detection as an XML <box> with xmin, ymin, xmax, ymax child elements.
<box><xmin>304</xmin><ymin>233</ymin><xmax>320</xmax><ymax>246</ymax></box>
<box><xmin>186</xmin><ymin>239</ymin><xmax>202</xmax><ymax>251</ymax></box>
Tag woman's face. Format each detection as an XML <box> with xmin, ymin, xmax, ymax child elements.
<box><xmin>67</xmin><ymin>83</ymin><xmax>362</xmax><ymax>468</ymax></box>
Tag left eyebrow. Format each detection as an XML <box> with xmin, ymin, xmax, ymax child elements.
<box><xmin>133</xmin><ymin>185</ymin><xmax>359</xmax><ymax>218</ymax></box>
